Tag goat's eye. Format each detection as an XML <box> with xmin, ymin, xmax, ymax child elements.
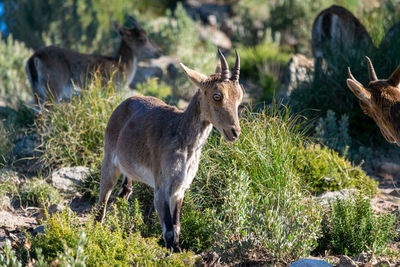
<box><xmin>213</xmin><ymin>93</ymin><xmax>222</xmax><ymax>102</ymax></box>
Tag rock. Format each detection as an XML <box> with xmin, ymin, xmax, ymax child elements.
<box><xmin>51</xmin><ymin>166</ymin><xmax>91</xmax><ymax>193</ymax></box>
<box><xmin>0</xmin><ymin>196</ymin><xmax>13</xmax><ymax>211</ymax></box>
<box><xmin>317</xmin><ymin>189</ymin><xmax>357</xmax><ymax>206</ymax></box>
<box><xmin>131</xmin><ymin>66</ymin><xmax>163</xmax><ymax>88</ymax></box>
<box><xmin>339</xmin><ymin>255</ymin><xmax>358</xmax><ymax>267</ymax></box>
<box><xmin>11</xmin><ymin>133</ymin><xmax>41</xmax><ymax>160</ymax></box>
<box><xmin>389</xmin><ymin>189</ymin><xmax>400</xmax><ymax>198</ymax></box>
<box><xmin>380</xmin><ymin>162</ymin><xmax>400</xmax><ymax>175</ymax></box>
<box><xmin>184</xmin><ymin>1</ymin><xmax>231</xmax><ymax>26</ymax></box>
<box><xmin>353</xmin><ymin>252</ymin><xmax>369</xmax><ymax>263</ymax></box>
<box><xmin>130</xmin><ymin>56</ymin><xmax>179</xmax><ymax>89</ymax></box>
<box><xmin>282</xmin><ymin>54</ymin><xmax>314</xmax><ymax>98</ymax></box>
<box><xmin>37</xmin><ymin>204</ymin><xmax>65</xmax><ymax>219</ymax></box>
<box><xmin>290</xmin><ymin>259</ymin><xmax>332</xmax><ymax>267</ymax></box>
<box><xmin>33</xmin><ymin>225</ymin><xmax>45</xmax><ymax>235</ymax></box>
<box><xmin>197</xmin><ymin>24</ymin><xmax>232</xmax><ymax>49</ymax></box>
<box><xmin>0</xmin><ymin>211</ymin><xmax>36</xmax><ymax>230</ymax></box>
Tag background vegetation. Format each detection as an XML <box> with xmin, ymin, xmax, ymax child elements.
<box><xmin>0</xmin><ymin>0</ymin><xmax>399</xmax><ymax>266</ymax></box>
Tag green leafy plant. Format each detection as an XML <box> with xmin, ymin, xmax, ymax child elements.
<box><xmin>294</xmin><ymin>143</ymin><xmax>377</xmax><ymax>195</ymax></box>
<box><xmin>319</xmin><ymin>195</ymin><xmax>395</xmax><ymax>255</ymax></box>
<box><xmin>29</xmin><ymin>201</ymin><xmax>195</xmax><ymax>266</ymax></box>
<box><xmin>147</xmin><ymin>3</ymin><xmax>217</xmax><ymax>100</ymax></box>
<box><xmin>19</xmin><ymin>179</ymin><xmax>62</xmax><ymax>207</ymax></box>
<box><xmin>315</xmin><ymin>110</ymin><xmax>351</xmax><ymax>155</ymax></box>
<box><xmin>39</xmin><ymin>74</ymin><xmax>125</xmax><ymax>170</ymax></box>
<box><xmin>135</xmin><ymin>78</ymin><xmax>172</xmax><ymax>101</ymax></box>
<box><xmin>233</xmin><ymin>34</ymin><xmax>292</xmax><ymax>102</ymax></box>
<box><xmin>0</xmin><ymin>239</ymin><xmax>22</xmax><ymax>267</ymax></box>
<box><xmin>0</xmin><ymin>34</ymin><xmax>33</xmax><ymax>107</ymax></box>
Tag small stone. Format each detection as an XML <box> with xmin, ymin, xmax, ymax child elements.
<box><xmin>317</xmin><ymin>189</ymin><xmax>357</xmax><ymax>206</ymax></box>
<box><xmin>51</xmin><ymin>166</ymin><xmax>92</xmax><ymax>192</ymax></box>
<box><xmin>353</xmin><ymin>252</ymin><xmax>369</xmax><ymax>263</ymax></box>
<box><xmin>33</xmin><ymin>225</ymin><xmax>45</xmax><ymax>235</ymax></box>
<box><xmin>0</xmin><ymin>196</ymin><xmax>13</xmax><ymax>211</ymax></box>
<box><xmin>380</xmin><ymin>162</ymin><xmax>400</xmax><ymax>175</ymax></box>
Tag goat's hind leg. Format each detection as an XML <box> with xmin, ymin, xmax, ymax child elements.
<box><xmin>117</xmin><ymin>176</ymin><xmax>133</xmax><ymax>200</ymax></box>
<box><xmin>96</xmin><ymin>154</ymin><xmax>120</xmax><ymax>223</ymax></box>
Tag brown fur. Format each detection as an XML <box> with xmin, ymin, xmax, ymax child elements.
<box><xmin>312</xmin><ymin>5</ymin><xmax>374</xmax><ymax>74</ymax></box>
<box><xmin>96</xmin><ymin>50</ymin><xmax>243</xmax><ymax>252</ymax></box>
<box><xmin>347</xmin><ymin>58</ymin><xmax>400</xmax><ymax>145</ymax></box>
<box><xmin>25</xmin><ymin>17</ymin><xmax>161</xmax><ymax>110</ymax></box>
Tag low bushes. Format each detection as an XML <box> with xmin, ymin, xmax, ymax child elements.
<box><xmin>318</xmin><ymin>195</ymin><xmax>395</xmax><ymax>255</ymax></box>
<box><xmin>26</xmin><ymin>200</ymin><xmax>195</xmax><ymax>266</ymax></box>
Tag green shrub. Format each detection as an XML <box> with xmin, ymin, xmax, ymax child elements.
<box><xmin>315</xmin><ymin>110</ymin><xmax>351</xmax><ymax>155</ymax></box>
<box><xmin>0</xmin><ymin>34</ymin><xmax>33</xmax><ymax>107</ymax></box>
<box><xmin>147</xmin><ymin>3</ymin><xmax>217</xmax><ymax>100</ymax></box>
<box><xmin>179</xmin><ymin>199</ymin><xmax>216</xmax><ymax>253</ymax></box>
<box><xmin>135</xmin><ymin>78</ymin><xmax>172</xmax><ymax>101</ymax></box>
<box><xmin>0</xmin><ymin>239</ymin><xmax>22</xmax><ymax>267</ymax></box>
<box><xmin>319</xmin><ymin>195</ymin><xmax>395</xmax><ymax>255</ymax></box>
<box><xmin>293</xmin><ymin>143</ymin><xmax>377</xmax><ymax>195</ymax></box>
<box><xmin>190</xmin><ymin>107</ymin><xmax>322</xmax><ymax>263</ymax></box>
<box><xmin>19</xmin><ymin>179</ymin><xmax>62</xmax><ymax>207</ymax></box>
<box><xmin>30</xmin><ymin>200</ymin><xmax>195</xmax><ymax>266</ymax></box>
<box><xmin>39</xmin><ymin>75</ymin><xmax>125</xmax><ymax>170</ymax></box>
<box><xmin>232</xmin><ymin>34</ymin><xmax>292</xmax><ymax>102</ymax></box>
<box><xmin>0</xmin><ymin>120</ymin><xmax>14</xmax><ymax>166</ymax></box>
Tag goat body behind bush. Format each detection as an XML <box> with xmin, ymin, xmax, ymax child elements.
<box><xmin>25</xmin><ymin>16</ymin><xmax>161</xmax><ymax>110</ymax></box>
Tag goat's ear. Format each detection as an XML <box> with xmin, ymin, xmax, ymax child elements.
<box><xmin>388</xmin><ymin>64</ymin><xmax>400</xmax><ymax>88</ymax></box>
<box><xmin>180</xmin><ymin>63</ymin><xmax>208</xmax><ymax>89</ymax></box>
<box><xmin>346</xmin><ymin>78</ymin><xmax>371</xmax><ymax>103</ymax></box>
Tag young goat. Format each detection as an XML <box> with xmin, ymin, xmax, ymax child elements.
<box><xmin>25</xmin><ymin>16</ymin><xmax>161</xmax><ymax>110</ymax></box>
<box><xmin>347</xmin><ymin>57</ymin><xmax>400</xmax><ymax>146</ymax></box>
<box><xmin>96</xmin><ymin>50</ymin><xmax>243</xmax><ymax>252</ymax></box>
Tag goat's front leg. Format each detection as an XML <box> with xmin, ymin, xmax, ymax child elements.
<box><xmin>154</xmin><ymin>188</ymin><xmax>175</xmax><ymax>252</ymax></box>
<box><xmin>170</xmin><ymin>188</ymin><xmax>185</xmax><ymax>253</ymax></box>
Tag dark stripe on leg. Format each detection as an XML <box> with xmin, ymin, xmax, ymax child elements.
<box><xmin>163</xmin><ymin>200</ymin><xmax>175</xmax><ymax>250</ymax></box>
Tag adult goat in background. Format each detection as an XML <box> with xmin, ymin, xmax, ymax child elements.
<box><xmin>26</xmin><ymin>16</ymin><xmax>161</xmax><ymax>111</ymax></box>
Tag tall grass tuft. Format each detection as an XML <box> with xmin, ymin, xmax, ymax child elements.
<box><xmin>191</xmin><ymin>107</ymin><xmax>320</xmax><ymax>263</ymax></box>
<box><xmin>39</xmin><ymin>74</ymin><xmax>126</xmax><ymax>170</ymax></box>
<box><xmin>0</xmin><ymin>33</ymin><xmax>33</xmax><ymax>107</ymax></box>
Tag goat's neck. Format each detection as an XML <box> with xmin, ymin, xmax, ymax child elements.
<box><xmin>115</xmin><ymin>40</ymin><xmax>138</xmax><ymax>87</ymax></box>
<box><xmin>178</xmin><ymin>90</ymin><xmax>212</xmax><ymax>149</ymax></box>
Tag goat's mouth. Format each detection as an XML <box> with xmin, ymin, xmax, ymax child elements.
<box><xmin>222</xmin><ymin>129</ymin><xmax>237</xmax><ymax>142</ymax></box>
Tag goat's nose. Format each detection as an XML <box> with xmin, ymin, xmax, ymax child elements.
<box><xmin>231</xmin><ymin>128</ymin><xmax>240</xmax><ymax>140</ymax></box>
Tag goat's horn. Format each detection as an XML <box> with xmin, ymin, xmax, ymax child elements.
<box><xmin>348</xmin><ymin>67</ymin><xmax>363</xmax><ymax>88</ymax></box>
<box><xmin>388</xmin><ymin>64</ymin><xmax>400</xmax><ymax>88</ymax></box>
<box><xmin>218</xmin><ymin>49</ymin><xmax>229</xmax><ymax>82</ymax></box>
<box><xmin>129</xmin><ymin>16</ymin><xmax>142</xmax><ymax>30</ymax></box>
<box><xmin>231</xmin><ymin>50</ymin><xmax>240</xmax><ymax>82</ymax></box>
<box><xmin>365</xmin><ymin>56</ymin><xmax>378</xmax><ymax>81</ymax></box>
